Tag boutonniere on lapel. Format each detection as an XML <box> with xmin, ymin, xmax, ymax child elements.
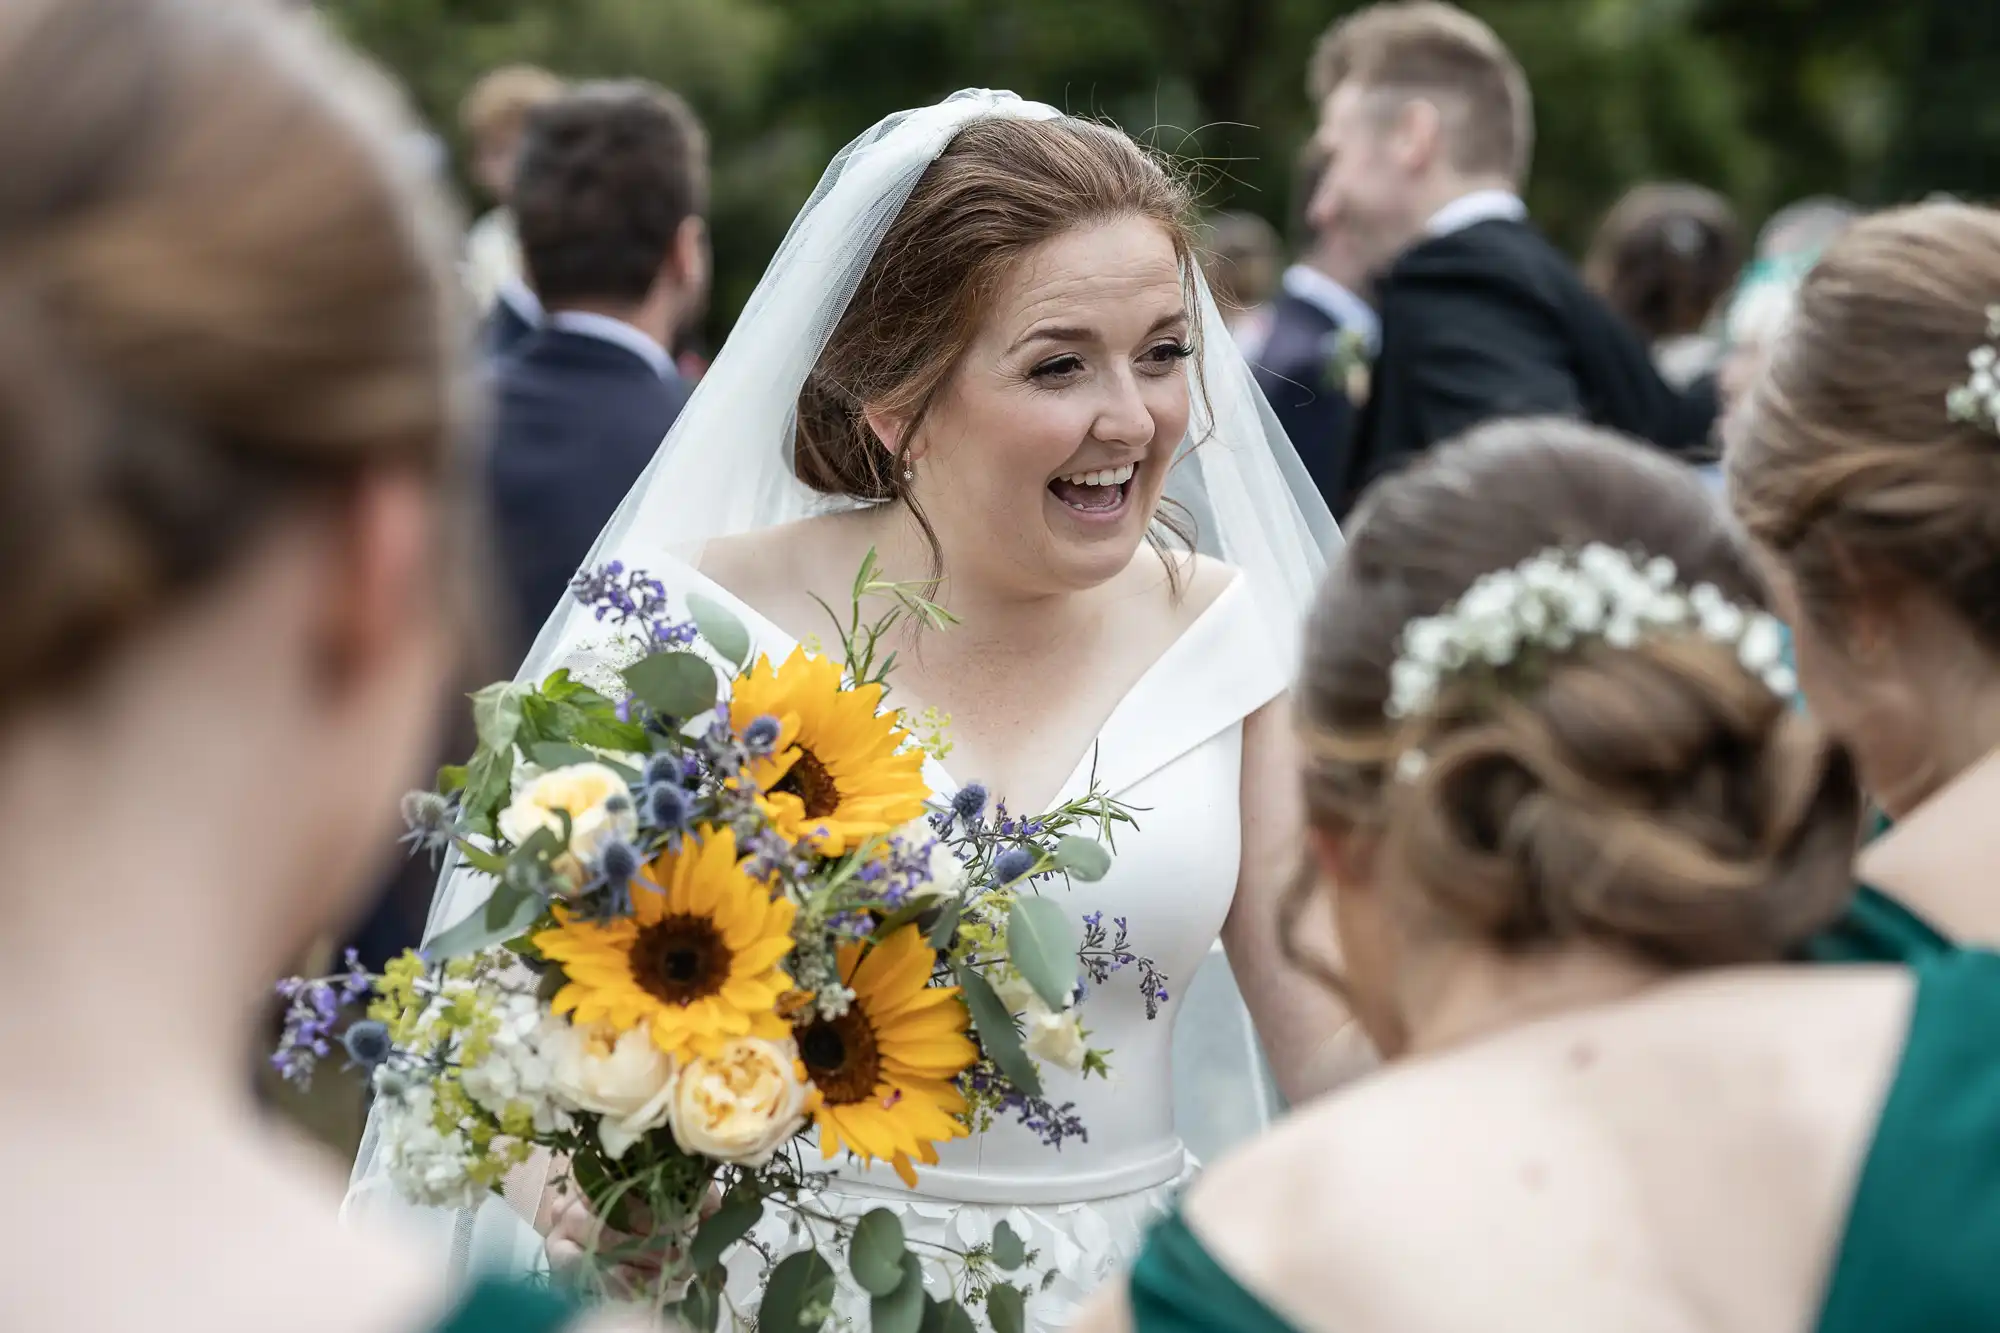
<box><xmin>1320</xmin><ymin>326</ymin><xmax>1372</xmax><ymax>407</ymax></box>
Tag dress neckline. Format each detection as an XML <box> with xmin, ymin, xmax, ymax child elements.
<box><xmin>670</xmin><ymin>557</ymin><xmax>1276</xmax><ymax>812</ymax></box>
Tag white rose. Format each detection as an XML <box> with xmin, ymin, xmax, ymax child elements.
<box><xmin>497</xmin><ymin>763</ymin><xmax>638</xmax><ymax>865</ymax></box>
<box><xmin>667</xmin><ymin>1037</ymin><xmax>810</xmax><ymax>1167</ymax></box>
<box><xmin>1023</xmin><ymin>1007</ymin><xmax>1090</xmax><ymax>1072</ymax></box>
<box><xmin>544</xmin><ymin>1023</ymin><xmax>677</xmax><ymax>1161</ymax></box>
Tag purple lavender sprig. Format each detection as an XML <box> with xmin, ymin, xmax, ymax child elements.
<box><xmin>959</xmin><ymin>1064</ymin><xmax>1089</xmax><ymax>1150</ymax></box>
<box><xmin>570</xmin><ymin>561</ymin><xmax>699</xmax><ymax>648</ymax></box>
<box><xmin>1079</xmin><ymin>912</ymin><xmax>1170</xmax><ymax>1020</ymax></box>
<box><xmin>271</xmin><ymin>949</ymin><xmax>374</xmax><ymax>1088</ymax></box>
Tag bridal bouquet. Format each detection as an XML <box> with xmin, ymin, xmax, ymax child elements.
<box><xmin>275</xmin><ymin>554</ymin><xmax>1156</xmax><ymax>1332</ymax></box>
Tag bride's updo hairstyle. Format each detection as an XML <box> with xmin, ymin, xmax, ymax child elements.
<box><xmin>1729</xmin><ymin>203</ymin><xmax>2000</xmax><ymax>654</ymax></box>
<box><xmin>1293</xmin><ymin>420</ymin><xmax>1860</xmax><ymax>971</ymax></box>
<box><xmin>794</xmin><ymin>116</ymin><xmax>1199</xmax><ymax>566</ymax></box>
<box><xmin>0</xmin><ymin>0</ymin><xmax>466</xmax><ymax>715</ymax></box>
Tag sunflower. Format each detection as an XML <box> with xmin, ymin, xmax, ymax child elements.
<box><xmin>534</xmin><ymin>826</ymin><xmax>796</xmax><ymax>1061</ymax></box>
<box><xmin>793</xmin><ymin>924</ymin><xmax>977</xmax><ymax>1187</ymax></box>
<box><xmin>729</xmin><ymin>647</ymin><xmax>930</xmax><ymax>854</ymax></box>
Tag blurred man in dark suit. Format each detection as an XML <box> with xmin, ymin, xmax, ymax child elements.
<box><xmin>489</xmin><ymin>80</ymin><xmax>709</xmax><ymax>664</ymax></box>
<box><xmin>1309</xmin><ymin>2</ymin><xmax>1715</xmax><ymax>519</ymax></box>
<box><xmin>1251</xmin><ymin>145</ymin><xmax>1379</xmax><ymax>509</ymax></box>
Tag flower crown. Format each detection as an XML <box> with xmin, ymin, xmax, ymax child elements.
<box><xmin>1385</xmin><ymin>544</ymin><xmax>1797</xmax><ymax>781</ymax></box>
<box><xmin>1946</xmin><ymin>305</ymin><xmax>2000</xmax><ymax>435</ymax></box>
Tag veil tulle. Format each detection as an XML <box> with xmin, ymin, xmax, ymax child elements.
<box><xmin>345</xmin><ymin>88</ymin><xmax>1339</xmax><ymax>1281</ymax></box>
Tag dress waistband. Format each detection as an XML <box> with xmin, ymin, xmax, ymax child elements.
<box><xmin>829</xmin><ymin>1138</ymin><xmax>1193</xmax><ymax>1206</ymax></box>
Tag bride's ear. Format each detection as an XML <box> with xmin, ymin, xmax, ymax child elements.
<box><xmin>862</xmin><ymin>406</ymin><xmax>916</xmax><ymax>462</ymax></box>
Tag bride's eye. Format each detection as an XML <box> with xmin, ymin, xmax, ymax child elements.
<box><xmin>1028</xmin><ymin>353</ymin><xmax>1087</xmax><ymax>384</ymax></box>
<box><xmin>1140</xmin><ymin>341</ymin><xmax>1194</xmax><ymax>373</ymax></box>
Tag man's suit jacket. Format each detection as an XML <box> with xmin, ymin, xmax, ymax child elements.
<box><xmin>1336</xmin><ymin>218</ymin><xmax>1717</xmax><ymax>519</ymax></box>
<box><xmin>488</xmin><ymin>326</ymin><xmax>690</xmax><ymax>664</ymax></box>
<box><xmin>484</xmin><ymin>289</ymin><xmax>538</xmax><ymax>361</ymax></box>
<box><xmin>1252</xmin><ymin>292</ymin><xmax>1359</xmax><ymax>511</ymax></box>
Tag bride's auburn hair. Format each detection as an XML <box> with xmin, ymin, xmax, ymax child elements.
<box><xmin>0</xmin><ymin>0</ymin><xmax>467</xmax><ymax>712</ymax></box>
<box><xmin>794</xmin><ymin>115</ymin><xmax>1201</xmax><ymax>570</ymax></box>
<box><xmin>1290</xmin><ymin>420</ymin><xmax>1860</xmax><ymax>972</ymax></box>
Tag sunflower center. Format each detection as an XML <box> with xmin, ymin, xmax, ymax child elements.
<box><xmin>772</xmin><ymin>747</ymin><xmax>841</xmax><ymax>819</ymax></box>
<box><xmin>632</xmin><ymin>914</ymin><xmax>730</xmax><ymax>1006</ymax></box>
<box><xmin>795</xmin><ymin>1009</ymin><xmax>881</xmax><ymax>1104</ymax></box>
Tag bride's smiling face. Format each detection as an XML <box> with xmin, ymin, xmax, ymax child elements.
<box><xmin>886</xmin><ymin>216</ymin><xmax>1192</xmax><ymax>592</ymax></box>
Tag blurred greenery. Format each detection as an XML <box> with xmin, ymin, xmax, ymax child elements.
<box><xmin>326</xmin><ymin>0</ymin><xmax>1999</xmax><ymax>345</ymax></box>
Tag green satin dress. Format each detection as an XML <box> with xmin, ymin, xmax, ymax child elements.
<box><xmin>1127</xmin><ymin>888</ymin><xmax>2000</xmax><ymax>1333</ymax></box>
<box><xmin>430</xmin><ymin>1279</ymin><xmax>579</xmax><ymax>1333</ymax></box>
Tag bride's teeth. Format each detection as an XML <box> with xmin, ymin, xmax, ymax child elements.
<box><xmin>1058</xmin><ymin>464</ymin><xmax>1136</xmax><ymax>487</ymax></box>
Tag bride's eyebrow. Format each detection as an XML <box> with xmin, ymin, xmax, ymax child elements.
<box><xmin>1007</xmin><ymin>312</ymin><xmax>1186</xmax><ymax>355</ymax></box>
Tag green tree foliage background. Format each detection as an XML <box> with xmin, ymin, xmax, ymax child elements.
<box><xmin>325</xmin><ymin>0</ymin><xmax>1998</xmax><ymax>345</ymax></box>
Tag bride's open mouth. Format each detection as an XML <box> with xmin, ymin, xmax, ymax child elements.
<box><xmin>1047</xmin><ymin>461</ymin><xmax>1138</xmax><ymax>522</ymax></box>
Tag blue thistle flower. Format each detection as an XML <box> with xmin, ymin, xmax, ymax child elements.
<box><xmin>951</xmin><ymin>784</ymin><xmax>988</xmax><ymax>826</ymax></box>
<box><xmin>649</xmin><ymin>783</ymin><xmax>691</xmax><ymax>831</ymax></box>
<box><xmin>598</xmin><ymin>839</ymin><xmax>640</xmax><ymax>886</ymax></box>
<box><xmin>643</xmin><ymin>754</ymin><xmax>679</xmax><ymax>788</ymax></box>
<box><xmin>342</xmin><ymin>1020</ymin><xmax>393</xmax><ymax>1069</ymax></box>
<box><xmin>992</xmin><ymin>847</ymin><xmax>1035</xmax><ymax>885</ymax></box>
<box><xmin>743</xmin><ymin>714</ymin><xmax>782</xmax><ymax>755</ymax></box>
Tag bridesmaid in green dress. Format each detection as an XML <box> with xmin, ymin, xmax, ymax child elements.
<box><xmin>1727</xmin><ymin>201</ymin><xmax>2000</xmax><ymax>964</ymax></box>
<box><xmin>0</xmin><ymin>4</ymin><xmax>640</xmax><ymax>1331</ymax></box>
<box><xmin>1079</xmin><ymin>416</ymin><xmax>2000</xmax><ymax>1333</ymax></box>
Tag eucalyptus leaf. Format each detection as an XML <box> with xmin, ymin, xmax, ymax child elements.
<box><xmin>453</xmin><ymin>840</ymin><xmax>509</xmax><ymax>875</ymax></box>
<box><xmin>529</xmin><ymin>741</ymin><xmax>599</xmax><ymax>770</ymax></box>
<box><xmin>762</xmin><ymin>1249</ymin><xmax>835</xmax><ymax>1332</ymax></box>
<box><xmin>850</xmin><ymin>1207</ymin><xmax>908</xmax><ymax>1297</ymax></box>
<box><xmin>938</xmin><ymin>1301</ymin><xmax>976</xmax><ymax>1333</ymax></box>
<box><xmin>954</xmin><ymin>963</ymin><xmax>1042</xmax><ymax>1098</ymax></box>
<box><xmin>986</xmin><ymin>1284</ymin><xmax>1026</xmax><ymax>1333</ymax></box>
<box><xmin>870</xmin><ymin>1253</ymin><xmax>927</xmax><ymax>1333</ymax></box>
<box><xmin>689</xmin><ymin>1190</ymin><xmax>763</xmax><ymax>1272</ymax></box>
<box><xmin>624</xmin><ymin>651</ymin><xmax>719</xmax><ymax>720</ymax></box>
<box><xmin>483</xmin><ymin>878</ymin><xmax>533</xmax><ymax>931</ymax></box>
<box><xmin>688</xmin><ymin>591</ymin><xmax>753</xmax><ymax>671</ymax></box>
<box><xmin>426</xmin><ymin>885</ymin><xmax>542</xmax><ymax>959</ymax></box>
<box><xmin>471</xmin><ymin>682</ymin><xmax>526</xmax><ymax>751</ymax></box>
<box><xmin>990</xmin><ymin>1220</ymin><xmax>1026</xmax><ymax>1271</ymax></box>
<box><xmin>1052</xmin><ymin>836</ymin><xmax>1112</xmax><ymax>882</ymax></box>
<box><xmin>672</xmin><ymin>1269</ymin><xmax>724</xmax><ymax>1333</ymax></box>
<box><xmin>925</xmin><ymin>899</ymin><xmax>963</xmax><ymax>950</ymax></box>
<box><xmin>1007</xmin><ymin>896</ymin><xmax>1080</xmax><ymax>1011</ymax></box>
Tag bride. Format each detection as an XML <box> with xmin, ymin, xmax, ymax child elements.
<box><xmin>349</xmin><ymin>90</ymin><xmax>1356</xmax><ymax>1326</ymax></box>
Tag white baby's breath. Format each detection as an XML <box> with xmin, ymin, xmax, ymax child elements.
<box><xmin>1384</xmin><ymin>544</ymin><xmax>1796</xmax><ymax>783</ymax></box>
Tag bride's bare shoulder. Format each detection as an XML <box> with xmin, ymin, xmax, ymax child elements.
<box><xmin>699</xmin><ymin>513</ymin><xmax>864</xmax><ymax>604</ymax></box>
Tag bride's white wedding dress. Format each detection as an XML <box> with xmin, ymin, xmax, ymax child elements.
<box><xmin>345</xmin><ymin>88</ymin><xmax>1335</xmax><ymax>1333</ymax></box>
<box><xmin>638</xmin><ymin>560</ymin><xmax>1287</xmax><ymax>1324</ymax></box>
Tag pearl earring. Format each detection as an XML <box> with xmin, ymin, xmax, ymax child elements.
<box><xmin>904</xmin><ymin>464</ymin><xmax>915</xmax><ymax>482</ymax></box>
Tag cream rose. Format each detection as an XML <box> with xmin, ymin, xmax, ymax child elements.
<box><xmin>498</xmin><ymin>763</ymin><xmax>638</xmax><ymax>865</ymax></box>
<box><xmin>668</xmin><ymin>1037</ymin><xmax>811</xmax><ymax>1167</ymax></box>
<box><xmin>544</xmin><ymin>1023</ymin><xmax>677</xmax><ymax>1161</ymax></box>
<box><xmin>994</xmin><ymin>973</ymin><xmax>1089</xmax><ymax>1073</ymax></box>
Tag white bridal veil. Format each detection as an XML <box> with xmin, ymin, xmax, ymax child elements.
<box><xmin>348</xmin><ymin>88</ymin><xmax>1340</xmax><ymax>1281</ymax></box>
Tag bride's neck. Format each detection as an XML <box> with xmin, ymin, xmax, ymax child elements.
<box><xmin>853</xmin><ymin>504</ymin><xmax>1094</xmax><ymax>632</ymax></box>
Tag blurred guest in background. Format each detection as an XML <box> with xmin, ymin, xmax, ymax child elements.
<box><xmin>1585</xmin><ymin>182</ymin><xmax>1744</xmax><ymax>388</ymax></box>
<box><xmin>0</xmin><ymin>1</ymin><xmax>643</xmax><ymax>1329</ymax></box>
<box><xmin>1252</xmin><ymin>144</ymin><xmax>1379</xmax><ymax>509</ymax></box>
<box><xmin>1202</xmin><ymin>210</ymin><xmax>1285</xmax><ymax>354</ymax></box>
<box><xmin>489</xmin><ymin>80</ymin><xmax>709</xmax><ymax>665</ymax></box>
<box><xmin>459</xmin><ymin>63</ymin><xmax>564</xmax><ymax>348</ymax></box>
<box><xmin>1309</xmin><ymin>1</ymin><xmax>1717</xmax><ymax>519</ymax></box>
<box><xmin>1715</xmin><ymin>255</ymin><xmax>1807</xmax><ymax>423</ymax></box>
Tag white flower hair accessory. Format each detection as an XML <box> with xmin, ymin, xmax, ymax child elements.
<box><xmin>1386</xmin><ymin>543</ymin><xmax>1798</xmax><ymax>781</ymax></box>
<box><xmin>1946</xmin><ymin>305</ymin><xmax>2000</xmax><ymax>435</ymax></box>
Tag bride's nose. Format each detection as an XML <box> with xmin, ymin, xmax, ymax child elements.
<box><xmin>1089</xmin><ymin>366</ymin><xmax>1158</xmax><ymax>449</ymax></box>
